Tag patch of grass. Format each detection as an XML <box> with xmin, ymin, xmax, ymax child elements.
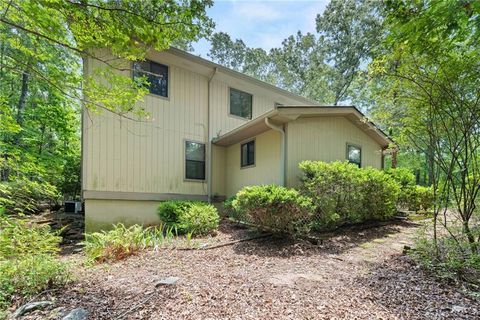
<box><xmin>0</xmin><ymin>210</ymin><xmax>70</xmax><ymax>310</ymax></box>
<box><xmin>408</xmin><ymin>212</ymin><xmax>433</xmax><ymax>221</ymax></box>
<box><xmin>359</xmin><ymin>242</ymin><xmax>376</xmax><ymax>249</ymax></box>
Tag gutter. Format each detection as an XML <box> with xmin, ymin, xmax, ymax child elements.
<box><xmin>265</xmin><ymin>118</ymin><xmax>285</xmax><ymax>186</ymax></box>
<box><xmin>207</xmin><ymin>67</ymin><xmax>218</xmax><ymax>203</ymax></box>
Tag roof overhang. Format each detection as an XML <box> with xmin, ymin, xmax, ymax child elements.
<box><xmin>212</xmin><ymin>106</ymin><xmax>395</xmax><ymax>148</ymax></box>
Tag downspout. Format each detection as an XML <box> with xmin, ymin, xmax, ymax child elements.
<box><xmin>265</xmin><ymin>118</ymin><xmax>285</xmax><ymax>186</ymax></box>
<box><xmin>207</xmin><ymin>67</ymin><xmax>218</xmax><ymax>203</ymax></box>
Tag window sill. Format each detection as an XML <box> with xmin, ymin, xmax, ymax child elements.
<box><xmin>146</xmin><ymin>92</ymin><xmax>170</xmax><ymax>101</ymax></box>
<box><xmin>184</xmin><ymin>178</ymin><xmax>206</xmax><ymax>183</ymax></box>
<box><xmin>228</xmin><ymin>113</ymin><xmax>251</xmax><ymax>121</ymax></box>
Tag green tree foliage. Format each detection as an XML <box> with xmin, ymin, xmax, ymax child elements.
<box><xmin>207</xmin><ymin>0</ymin><xmax>383</xmax><ymax>106</ymax></box>
<box><xmin>208</xmin><ymin>32</ymin><xmax>275</xmax><ymax>83</ymax></box>
<box><xmin>373</xmin><ymin>0</ymin><xmax>480</xmax><ymax>258</ymax></box>
<box><xmin>0</xmin><ymin>0</ymin><xmax>214</xmax><ymax>212</ymax></box>
<box><xmin>315</xmin><ymin>0</ymin><xmax>384</xmax><ymax>105</ymax></box>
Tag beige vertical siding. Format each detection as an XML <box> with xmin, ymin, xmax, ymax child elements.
<box><xmin>211</xmin><ymin>144</ymin><xmax>226</xmax><ymax>197</ymax></box>
<box><xmin>85</xmin><ymin>199</ymin><xmax>161</xmax><ymax>232</ymax></box>
<box><xmin>209</xmin><ymin>75</ymin><xmax>310</xmax><ymax>139</ymax></box>
<box><xmin>83</xmin><ymin>50</ymin><xmax>312</xmax><ymax>199</ymax></box>
<box><xmin>83</xmin><ymin>49</ymin><xmax>334</xmax><ymax>229</ymax></box>
<box><xmin>225</xmin><ymin>129</ymin><xmax>281</xmax><ymax>197</ymax></box>
<box><xmin>83</xmin><ymin>54</ymin><xmax>209</xmax><ymax>196</ymax></box>
<box><xmin>286</xmin><ymin>116</ymin><xmax>383</xmax><ymax>187</ymax></box>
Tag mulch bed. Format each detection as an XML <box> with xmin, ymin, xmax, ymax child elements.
<box><xmin>20</xmin><ymin>219</ymin><xmax>480</xmax><ymax>319</ymax></box>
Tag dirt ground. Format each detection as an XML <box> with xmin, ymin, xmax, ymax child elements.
<box><xmin>25</xmin><ymin>219</ymin><xmax>480</xmax><ymax>319</ymax></box>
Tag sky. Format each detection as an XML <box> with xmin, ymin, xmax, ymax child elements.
<box><xmin>192</xmin><ymin>0</ymin><xmax>329</xmax><ymax>57</ymax></box>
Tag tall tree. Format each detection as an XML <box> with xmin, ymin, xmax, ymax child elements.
<box><xmin>373</xmin><ymin>0</ymin><xmax>480</xmax><ymax>253</ymax></box>
<box><xmin>0</xmin><ymin>0</ymin><xmax>214</xmax><ymax>115</ymax></box>
<box><xmin>208</xmin><ymin>32</ymin><xmax>274</xmax><ymax>83</ymax></box>
<box><xmin>0</xmin><ymin>0</ymin><xmax>214</xmax><ymax>211</ymax></box>
<box><xmin>207</xmin><ymin>1</ymin><xmax>385</xmax><ymax>107</ymax></box>
<box><xmin>315</xmin><ymin>0</ymin><xmax>384</xmax><ymax>105</ymax></box>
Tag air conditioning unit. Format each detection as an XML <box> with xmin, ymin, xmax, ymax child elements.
<box><xmin>65</xmin><ymin>201</ymin><xmax>82</xmax><ymax>214</ymax></box>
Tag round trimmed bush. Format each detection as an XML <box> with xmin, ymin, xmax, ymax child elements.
<box><xmin>232</xmin><ymin>185</ymin><xmax>314</xmax><ymax>236</ymax></box>
<box><xmin>299</xmin><ymin>161</ymin><xmax>400</xmax><ymax>231</ymax></box>
<box><xmin>157</xmin><ymin>201</ymin><xmax>219</xmax><ymax>236</ymax></box>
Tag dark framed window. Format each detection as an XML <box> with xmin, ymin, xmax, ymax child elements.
<box><xmin>133</xmin><ymin>60</ymin><xmax>168</xmax><ymax>97</ymax></box>
<box><xmin>347</xmin><ymin>144</ymin><xmax>361</xmax><ymax>167</ymax></box>
<box><xmin>241</xmin><ymin>140</ymin><xmax>255</xmax><ymax>167</ymax></box>
<box><xmin>185</xmin><ymin>141</ymin><xmax>205</xmax><ymax>180</ymax></box>
<box><xmin>230</xmin><ymin>88</ymin><xmax>252</xmax><ymax>119</ymax></box>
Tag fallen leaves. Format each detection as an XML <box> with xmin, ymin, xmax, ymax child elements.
<box><xmin>22</xmin><ymin>220</ymin><xmax>480</xmax><ymax>319</ymax></box>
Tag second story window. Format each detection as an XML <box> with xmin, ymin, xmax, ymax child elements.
<box><xmin>133</xmin><ymin>60</ymin><xmax>168</xmax><ymax>97</ymax></box>
<box><xmin>230</xmin><ymin>88</ymin><xmax>252</xmax><ymax>119</ymax></box>
<box><xmin>346</xmin><ymin>144</ymin><xmax>362</xmax><ymax>168</ymax></box>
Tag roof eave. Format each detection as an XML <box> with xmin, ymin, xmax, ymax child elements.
<box><xmin>213</xmin><ymin>106</ymin><xmax>395</xmax><ymax>148</ymax></box>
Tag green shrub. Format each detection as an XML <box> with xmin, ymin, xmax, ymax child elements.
<box><xmin>223</xmin><ymin>196</ymin><xmax>235</xmax><ymax>216</ymax></box>
<box><xmin>385</xmin><ymin>167</ymin><xmax>416</xmax><ymax>209</ymax></box>
<box><xmin>232</xmin><ymin>185</ymin><xmax>314</xmax><ymax>236</ymax></box>
<box><xmin>83</xmin><ymin>223</ymin><xmax>169</xmax><ymax>264</ymax></box>
<box><xmin>0</xmin><ymin>210</ymin><xmax>70</xmax><ymax>308</ymax></box>
<box><xmin>411</xmin><ymin>228</ymin><xmax>480</xmax><ymax>286</ymax></box>
<box><xmin>361</xmin><ymin>167</ymin><xmax>400</xmax><ymax>221</ymax></box>
<box><xmin>223</xmin><ymin>196</ymin><xmax>248</xmax><ymax>222</ymax></box>
<box><xmin>384</xmin><ymin>167</ymin><xmax>416</xmax><ymax>189</ymax></box>
<box><xmin>384</xmin><ymin>168</ymin><xmax>434</xmax><ymax>212</ymax></box>
<box><xmin>299</xmin><ymin>161</ymin><xmax>399</xmax><ymax>231</ymax></box>
<box><xmin>413</xmin><ymin>185</ymin><xmax>435</xmax><ymax>211</ymax></box>
<box><xmin>176</xmin><ymin>203</ymin><xmax>219</xmax><ymax>235</ymax></box>
<box><xmin>157</xmin><ymin>201</ymin><xmax>219</xmax><ymax>236</ymax></box>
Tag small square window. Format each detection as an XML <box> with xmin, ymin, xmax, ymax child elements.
<box><xmin>185</xmin><ymin>141</ymin><xmax>205</xmax><ymax>180</ymax></box>
<box><xmin>347</xmin><ymin>144</ymin><xmax>361</xmax><ymax>167</ymax></box>
<box><xmin>133</xmin><ymin>60</ymin><xmax>168</xmax><ymax>97</ymax></box>
<box><xmin>230</xmin><ymin>88</ymin><xmax>252</xmax><ymax>119</ymax></box>
<box><xmin>241</xmin><ymin>140</ymin><xmax>255</xmax><ymax>167</ymax></box>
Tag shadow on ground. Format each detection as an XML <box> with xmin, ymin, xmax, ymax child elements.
<box><xmin>356</xmin><ymin>253</ymin><xmax>480</xmax><ymax>319</ymax></box>
<box><xmin>231</xmin><ymin>220</ymin><xmax>420</xmax><ymax>258</ymax></box>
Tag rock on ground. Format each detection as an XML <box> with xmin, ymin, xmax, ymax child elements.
<box><xmin>62</xmin><ymin>308</ymin><xmax>89</xmax><ymax>320</ymax></box>
<box><xmin>12</xmin><ymin>301</ymin><xmax>53</xmax><ymax>318</ymax></box>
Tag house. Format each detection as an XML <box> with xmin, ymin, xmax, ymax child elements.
<box><xmin>82</xmin><ymin>48</ymin><xmax>393</xmax><ymax>231</ymax></box>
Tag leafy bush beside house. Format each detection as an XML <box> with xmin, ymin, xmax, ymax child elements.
<box><xmin>385</xmin><ymin>168</ymin><xmax>434</xmax><ymax>212</ymax></box>
<box><xmin>360</xmin><ymin>167</ymin><xmax>400</xmax><ymax>220</ymax></box>
<box><xmin>299</xmin><ymin>161</ymin><xmax>399</xmax><ymax>231</ymax></box>
<box><xmin>384</xmin><ymin>167</ymin><xmax>415</xmax><ymax>209</ymax></box>
<box><xmin>231</xmin><ymin>185</ymin><xmax>314</xmax><ymax>236</ymax></box>
<box><xmin>157</xmin><ymin>201</ymin><xmax>219</xmax><ymax>236</ymax></box>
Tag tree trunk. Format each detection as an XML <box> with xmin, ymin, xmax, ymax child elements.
<box><xmin>16</xmin><ymin>70</ymin><xmax>29</xmax><ymax>126</ymax></box>
<box><xmin>13</xmin><ymin>70</ymin><xmax>29</xmax><ymax>146</ymax></box>
<box><xmin>391</xmin><ymin>149</ymin><xmax>397</xmax><ymax>169</ymax></box>
<box><xmin>463</xmin><ymin>221</ymin><xmax>478</xmax><ymax>254</ymax></box>
<box><xmin>426</xmin><ymin>147</ymin><xmax>434</xmax><ymax>186</ymax></box>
